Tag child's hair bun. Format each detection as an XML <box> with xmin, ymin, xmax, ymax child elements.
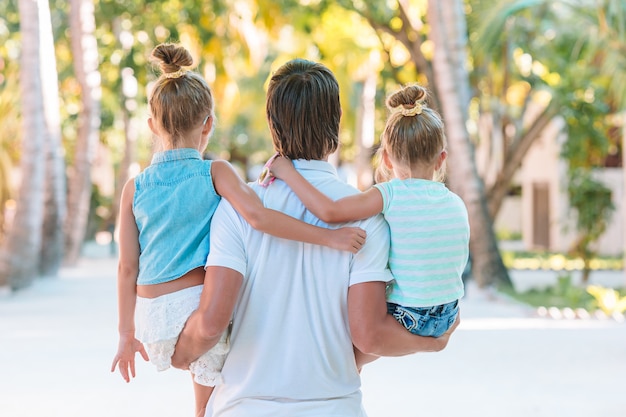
<box><xmin>151</xmin><ymin>43</ymin><xmax>194</xmax><ymax>77</ymax></box>
<box><xmin>386</xmin><ymin>84</ymin><xmax>427</xmax><ymax>112</ymax></box>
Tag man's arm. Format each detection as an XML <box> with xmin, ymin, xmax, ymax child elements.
<box><xmin>346</xmin><ymin>215</ymin><xmax>458</xmax><ymax>358</ymax></box>
<box><xmin>348</xmin><ymin>281</ymin><xmax>460</xmax><ymax>357</ymax></box>
<box><xmin>171</xmin><ymin>266</ymin><xmax>243</xmax><ymax>369</ymax></box>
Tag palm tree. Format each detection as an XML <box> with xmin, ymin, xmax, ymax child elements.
<box><xmin>39</xmin><ymin>0</ymin><xmax>66</xmax><ymax>276</ymax></box>
<box><xmin>0</xmin><ymin>0</ymin><xmax>47</xmax><ymax>289</ymax></box>
<box><xmin>64</xmin><ymin>0</ymin><xmax>101</xmax><ymax>266</ymax></box>
<box><xmin>0</xmin><ymin>98</ymin><xmax>16</xmax><ymax>241</ymax></box>
<box><xmin>427</xmin><ymin>0</ymin><xmax>510</xmax><ymax>287</ymax></box>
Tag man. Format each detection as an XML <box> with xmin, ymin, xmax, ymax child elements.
<box><xmin>172</xmin><ymin>58</ymin><xmax>458</xmax><ymax>416</ymax></box>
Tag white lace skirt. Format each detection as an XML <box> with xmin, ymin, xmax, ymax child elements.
<box><xmin>135</xmin><ymin>285</ymin><xmax>230</xmax><ymax>386</ymax></box>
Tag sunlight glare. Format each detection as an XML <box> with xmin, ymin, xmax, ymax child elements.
<box><xmin>516</xmin><ymin>52</ymin><xmax>532</xmax><ymax>77</ymax></box>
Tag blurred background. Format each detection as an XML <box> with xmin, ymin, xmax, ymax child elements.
<box><xmin>1</xmin><ymin>0</ymin><xmax>625</xmax><ymax>325</ymax></box>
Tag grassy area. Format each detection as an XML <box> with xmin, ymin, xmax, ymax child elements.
<box><xmin>495</xmin><ymin>243</ymin><xmax>626</xmax><ymax>314</ymax></box>
<box><xmin>499</xmin><ymin>275</ymin><xmax>597</xmax><ymax>310</ymax></box>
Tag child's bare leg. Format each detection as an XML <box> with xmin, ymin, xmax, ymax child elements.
<box><xmin>192</xmin><ymin>375</ymin><xmax>213</xmax><ymax>417</ymax></box>
<box><xmin>354</xmin><ymin>345</ymin><xmax>379</xmax><ymax>373</ymax></box>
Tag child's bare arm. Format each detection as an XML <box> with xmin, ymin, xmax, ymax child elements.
<box><xmin>270</xmin><ymin>157</ymin><xmax>383</xmax><ymax>223</ymax></box>
<box><xmin>211</xmin><ymin>160</ymin><xmax>366</xmax><ymax>253</ymax></box>
<box><xmin>111</xmin><ymin>179</ymin><xmax>149</xmax><ymax>382</ymax></box>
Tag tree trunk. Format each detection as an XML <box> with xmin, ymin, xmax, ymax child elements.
<box><xmin>64</xmin><ymin>0</ymin><xmax>101</xmax><ymax>265</ymax></box>
<box><xmin>108</xmin><ymin>66</ymin><xmax>140</xmax><ymax>243</ymax></box>
<box><xmin>0</xmin><ymin>150</ymin><xmax>11</xmax><ymax>239</ymax></box>
<box><xmin>39</xmin><ymin>0</ymin><xmax>66</xmax><ymax>276</ymax></box>
<box><xmin>486</xmin><ymin>103</ymin><xmax>559</xmax><ymax>218</ymax></box>
<box><xmin>623</xmin><ymin>112</ymin><xmax>626</xmax><ymax>288</ymax></box>
<box><xmin>427</xmin><ymin>0</ymin><xmax>510</xmax><ymax>287</ymax></box>
<box><xmin>0</xmin><ymin>0</ymin><xmax>46</xmax><ymax>290</ymax></box>
<box><xmin>354</xmin><ymin>73</ymin><xmax>377</xmax><ymax>190</ymax></box>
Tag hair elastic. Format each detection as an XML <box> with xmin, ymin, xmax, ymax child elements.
<box><xmin>163</xmin><ymin>69</ymin><xmax>187</xmax><ymax>79</ymax></box>
<box><xmin>395</xmin><ymin>102</ymin><xmax>423</xmax><ymax>117</ymax></box>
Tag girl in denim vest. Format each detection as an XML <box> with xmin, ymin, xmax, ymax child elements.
<box><xmin>270</xmin><ymin>84</ymin><xmax>468</xmax><ymax>368</ymax></box>
<box><xmin>110</xmin><ymin>43</ymin><xmax>366</xmax><ymax>417</ymax></box>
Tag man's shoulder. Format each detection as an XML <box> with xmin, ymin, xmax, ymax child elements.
<box><xmin>214</xmin><ymin>181</ymin><xmax>263</xmax><ymax>220</ymax></box>
<box><xmin>318</xmin><ymin>178</ymin><xmax>360</xmax><ymax>200</ymax></box>
<box><xmin>357</xmin><ymin>212</ymin><xmax>388</xmax><ymax>233</ymax></box>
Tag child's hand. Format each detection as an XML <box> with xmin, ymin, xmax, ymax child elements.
<box><xmin>258</xmin><ymin>153</ymin><xmax>279</xmax><ymax>187</ymax></box>
<box><xmin>269</xmin><ymin>156</ymin><xmax>295</xmax><ymax>180</ymax></box>
<box><xmin>330</xmin><ymin>227</ymin><xmax>367</xmax><ymax>253</ymax></box>
<box><xmin>111</xmin><ymin>331</ymin><xmax>149</xmax><ymax>383</ymax></box>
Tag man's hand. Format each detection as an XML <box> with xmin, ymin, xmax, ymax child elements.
<box><xmin>171</xmin><ymin>314</ymin><xmax>198</xmax><ymax>370</ymax></box>
<box><xmin>171</xmin><ymin>266</ymin><xmax>243</xmax><ymax>370</ymax></box>
<box><xmin>431</xmin><ymin>312</ymin><xmax>461</xmax><ymax>352</ymax></box>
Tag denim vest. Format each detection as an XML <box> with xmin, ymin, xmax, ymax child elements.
<box><xmin>133</xmin><ymin>148</ymin><xmax>221</xmax><ymax>285</ymax></box>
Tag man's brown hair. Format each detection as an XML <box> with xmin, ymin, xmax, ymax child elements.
<box><xmin>266</xmin><ymin>59</ymin><xmax>340</xmax><ymax>160</ymax></box>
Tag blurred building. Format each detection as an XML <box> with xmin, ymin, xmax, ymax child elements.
<box><xmin>490</xmin><ymin>117</ymin><xmax>623</xmax><ymax>256</ymax></box>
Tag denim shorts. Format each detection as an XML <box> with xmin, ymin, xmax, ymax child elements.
<box><xmin>387</xmin><ymin>300</ymin><xmax>459</xmax><ymax>337</ymax></box>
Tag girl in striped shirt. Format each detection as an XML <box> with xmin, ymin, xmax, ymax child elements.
<box><xmin>270</xmin><ymin>84</ymin><xmax>468</xmax><ymax>339</ymax></box>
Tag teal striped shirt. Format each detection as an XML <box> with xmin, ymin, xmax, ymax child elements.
<box><xmin>373</xmin><ymin>178</ymin><xmax>469</xmax><ymax>307</ymax></box>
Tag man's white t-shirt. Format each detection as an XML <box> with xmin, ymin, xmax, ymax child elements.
<box><xmin>204</xmin><ymin>159</ymin><xmax>392</xmax><ymax>417</ymax></box>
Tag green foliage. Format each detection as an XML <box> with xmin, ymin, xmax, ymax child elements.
<box><xmin>0</xmin><ymin>0</ymin><xmax>18</xmax><ymax>34</ymax></box>
<box><xmin>559</xmin><ymin>82</ymin><xmax>615</xmax><ymax>280</ymax></box>
<box><xmin>471</xmin><ymin>0</ymin><xmax>622</xmax><ymax>145</ymax></box>
<box><xmin>0</xmin><ymin>0</ymin><xmax>22</xmax><ymax>240</ymax></box>
<box><xmin>588</xmin><ymin>0</ymin><xmax>626</xmax><ymax>110</ymax></box>
<box><xmin>3</xmin><ymin>0</ymin><xmax>626</xmax><ymax>258</ymax></box>
<box><xmin>0</xmin><ymin>0</ymin><xmax>21</xmax><ymax>160</ymax></box>
<box><xmin>552</xmin><ymin>274</ymin><xmax>592</xmax><ymax>308</ymax></box>
<box><xmin>566</xmin><ymin>169</ymin><xmax>615</xmax><ymax>252</ymax></box>
<box><xmin>561</xmin><ymin>123</ymin><xmax>612</xmax><ymax>168</ymax></box>
<box><xmin>550</xmin><ymin>6</ymin><xmax>618</xmax><ymax>283</ymax></box>
<box><xmin>473</xmin><ymin>0</ymin><xmax>620</xmax><ymax>284</ymax></box>
<box><xmin>496</xmin><ymin>229</ymin><xmax>522</xmax><ymax>241</ymax></box>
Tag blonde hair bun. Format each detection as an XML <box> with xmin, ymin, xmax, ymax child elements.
<box><xmin>148</xmin><ymin>43</ymin><xmax>214</xmax><ymax>147</ymax></box>
<box><xmin>386</xmin><ymin>84</ymin><xmax>428</xmax><ymax>115</ymax></box>
<box><xmin>151</xmin><ymin>43</ymin><xmax>194</xmax><ymax>77</ymax></box>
